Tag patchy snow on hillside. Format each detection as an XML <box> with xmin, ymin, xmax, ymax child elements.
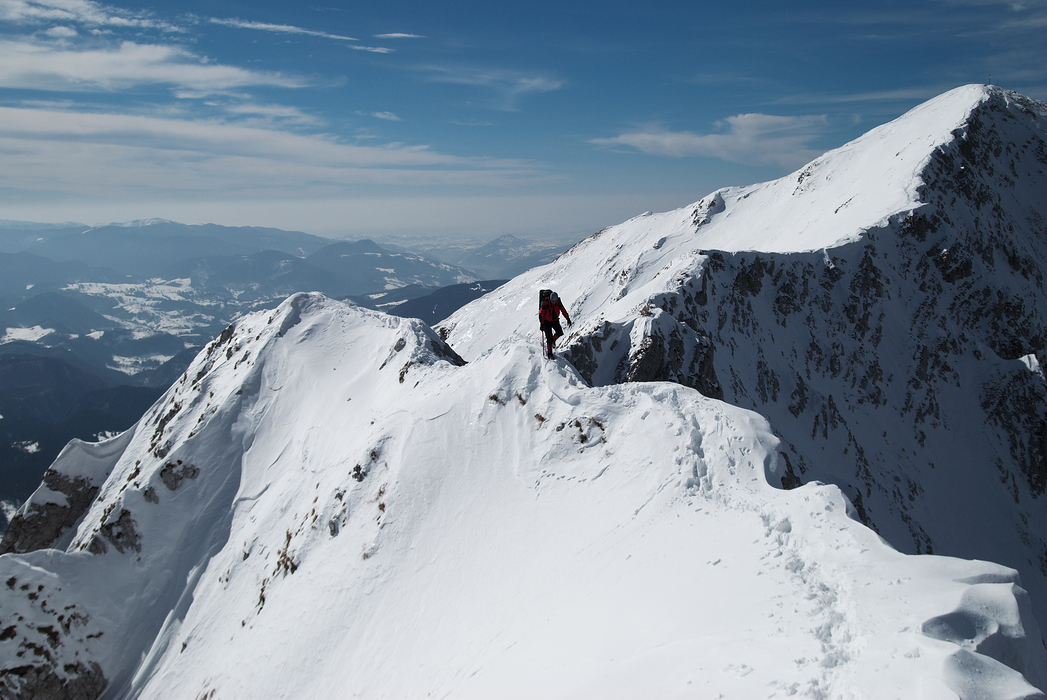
<box><xmin>1</xmin><ymin>325</ymin><xmax>55</xmax><ymax>343</ymax></box>
<box><xmin>63</xmin><ymin>279</ymin><xmax>220</xmax><ymax>337</ymax></box>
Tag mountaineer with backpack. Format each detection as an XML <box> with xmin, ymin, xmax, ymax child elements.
<box><xmin>538</xmin><ymin>289</ymin><xmax>572</xmax><ymax>359</ymax></box>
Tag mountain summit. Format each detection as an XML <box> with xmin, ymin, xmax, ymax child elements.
<box><xmin>3</xmin><ymin>85</ymin><xmax>1047</xmax><ymax>699</ymax></box>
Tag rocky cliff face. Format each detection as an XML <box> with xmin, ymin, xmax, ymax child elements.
<box><xmin>0</xmin><ymin>430</ymin><xmax>134</xmax><ymax>557</ymax></box>
<box><xmin>570</xmin><ymin>87</ymin><xmax>1047</xmax><ymax>604</ymax></box>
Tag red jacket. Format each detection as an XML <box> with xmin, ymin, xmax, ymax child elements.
<box><xmin>540</xmin><ymin>298</ymin><xmax>570</xmax><ymax>325</ymax></box>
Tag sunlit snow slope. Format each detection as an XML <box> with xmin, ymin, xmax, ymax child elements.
<box><xmin>442</xmin><ymin>84</ymin><xmax>1047</xmax><ymax>626</ymax></box>
<box><xmin>1</xmin><ymin>293</ymin><xmax>1045</xmax><ymax>699</ymax></box>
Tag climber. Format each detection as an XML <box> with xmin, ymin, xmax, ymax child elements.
<box><xmin>538</xmin><ymin>289</ymin><xmax>572</xmax><ymax>359</ymax></box>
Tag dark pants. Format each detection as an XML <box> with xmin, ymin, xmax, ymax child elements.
<box><xmin>541</xmin><ymin>320</ymin><xmax>563</xmax><ymax>355</ymax></box>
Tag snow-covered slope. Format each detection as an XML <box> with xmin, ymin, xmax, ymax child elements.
<box><xmin>4</xmin><ymin>84</ymin><xmax>1047</xmax><ymax>699</ymax></box>
<box><xmin>2</xmin><ymin>292</ymin><xmax>1045</xmax><ymax>699</ymax></box>
<box><xmin>442</xmin><ymin>84</ymin><xmax>1047</xmax><ymax>618</ymax></box>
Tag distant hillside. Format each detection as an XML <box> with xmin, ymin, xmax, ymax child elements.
<box><xmin>0</xmin><ymin>292</ymin><xmax>119</xmax><ymax>336</ymax></box>
<box><xmin>0</xmin><ymin>353</ymin><xmax>161</xmax><ymax>508</ymax></box>
<box><xmin>0</xmin><ymin>252</ymin><xmax>120</xmax><ymax>306</ymax></box>
<box><xmin>0</xmin><ymin>221</ymin><xmax>90</xmax><ymax>254</ymax></box>
<box><xmin>386</xmin><ymin>280</ymin><xmax>507</xmax><ymax>325</ymax></box>
<box><xmin>454</xmin><ymin>234</ymin><xmax>570</xmax><ymax>279</ymax></box>
<box><xmin>306</xmin><ymin>239</ymin><xmax>475</xmax><ymax>295</ymax></box>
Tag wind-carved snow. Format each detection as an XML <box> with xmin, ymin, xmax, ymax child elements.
<box><xmin>3</xmin><ymin>84</ymin><xmax>1047</xmax><ymax>699</ymax></box>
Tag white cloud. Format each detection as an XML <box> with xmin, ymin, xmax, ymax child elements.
<box><xmin>43</xmin><ymin>25</ymin><xmax>77</xmax><ymax>38</ymax></box>
<box><xmin>773</xmin><ymin>88</ymin><xmax>939</xmax><ymax>106</ymax></box>
<box><xmin>222</xmin><ymin>102</ymin><xmax>321</xmax><ymax>126</ymax></box>
<box><xmin>374</xmin><ymin>33</ymin><xmax>424</xmax><ymax>39</ymax></box>
<box><xmin>428</xmin><ymin>67</ymin><xmax>563</xmax><ymax>94</ymax></box>
<box><xmin>208</xmin><ymin>17</ymin><xmax>360</xmax><ymax>41</ymax></box>
<box><xmin>0</xmin><ymin>0</ymin><xmax>177</xmax><ymax>31</ymax></box>
<box><xmin>591</xmin><ymin>113</ymin><xmax>829</xmax><ymax>169</ymax></box>
<box><xmin>208</xmin><ymin>17</ymin><xmax>393</xmax><ymax>53</ymax></box>
<box><xmin>423</xmin><ymin>65</ymin><xmax>564</xmax><ymax>110</ymax></box>
<box><xmin>0</xmin><ymin>39</ymin><xmax>305</xmax><ymax>92</ymax></box>
<box><xmin>372</xmin><ymin>111</ymin><xmax>401</xmax><ymax>121</ymax></box>
<box><xmin>0</xmin><ymin>105</ymin><xmax>546</xmax><ymax>201</ymax></box>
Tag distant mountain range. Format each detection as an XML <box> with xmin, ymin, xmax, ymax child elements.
<box><xmin>0</xmin><ymin>220</ymin><xmax>329</xmax><ymax>277</ymax></box>
<box><xmin>389</xmin><ymin>233</ymin><xmax>571</xmax><ymax>280</ymax></box>
<box><xmin>384</xmin><ymin>280</ymin><xmax>508</xmax><ymax>326</ymax></box>
<box><xmin>452</xmin><ymin>233</ymin><xmax>569</xmax><ymax>279</ymax></box>
<box><xmin>0</xmin><ymin>220</ymin><xmax>558</xmax><ymax>511</ymax></box>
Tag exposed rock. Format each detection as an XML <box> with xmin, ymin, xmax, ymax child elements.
<box><xmin>95</xmin><ymin>509</ymin><xmax>141</xmax><ymax>555</ymax></box>
<box><xmin>159</xmin><ymin>461</ymin><xmax>200</xmax><ymax>491</ymax></box>
<box><xmin>0</xmin><ymin>471</ymin><xmax>100</xmax><ymax>555</ymax></box>
<box><xmin>0</xmin><ymin>661</ymin><xmax>106</xmax><ymax>700</ymax></box>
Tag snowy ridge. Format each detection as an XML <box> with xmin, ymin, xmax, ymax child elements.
<box><xmin>697</xmin><ymin>83</ymin><xmax>988</xmax><ymax>254</ymax></box>
<box><xmin>1</xmin><ymin>292</ymin><xmax>1044</xmax><ymax>698</ymax></box>
<box><xmin>440</xmin><ymin>85</ymin><xmax>998</xmax><ymax>361</ymax></box>
<box><xmin>441</xmin><ymin>84</ymin><xmax>1047</xmax><ymax>614</ymax></box>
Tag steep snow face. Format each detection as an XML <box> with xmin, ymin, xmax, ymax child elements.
<box><xmin>679</xmin><ymin>83</ymin><xmax>989</xmax><ymax>255</ymax></box>
<box><xmin>442</xmin><ymin>86</ymin><xmax>1047</xmax><ymax>622</ymax></box>
<box><xmin>2</xmin><ymin>293</ymin><xmax>1045</xmax><ymax>698</ymax></box>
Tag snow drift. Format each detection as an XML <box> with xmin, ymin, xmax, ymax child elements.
<box><xmin>2</xmin><ymin>84</ymin><xmax>1047</xmax><ymax>699</ymax></box>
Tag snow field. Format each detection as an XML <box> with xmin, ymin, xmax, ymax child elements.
<box><xmin>59</xmin><ymin>295</ymin><xmax>1033</xmax><ymax>698</ymax></box>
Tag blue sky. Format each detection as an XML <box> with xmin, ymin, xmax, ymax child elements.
<box><xmin>0</xmin><ymin>0</ymin><xmax>1044</xmax><ymax>242</ymax></box>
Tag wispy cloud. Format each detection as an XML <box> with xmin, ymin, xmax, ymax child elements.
<box><xmin>0</xmin><ymin>105</ymin><xmax>545</xmax><ymax>199</ymax></box>
<box><xmin>423</xmin><ymin>65</ymin><xmax>564</xmax><ymax>110</ymax></box>
<box><xmin>372</xmin><ymin>111</ymin><xmax>401</xmax><ymax>121</ymax></box>
<box><xmin>932</xmin><ymin>0</ymin><xmax>1046</xmax><ymax>9</ymax></box>
<box><xmin>208</xmin><ymin>17</ymin><xmax>358</xmax><ymax>41</ymax></box>
<box><xmin>591</xmin><ymin>113</ymin><xmax>829</xmax><ymax>169</ymax></box>
<box><xmin>208</xmin><ymin>17</ymin><xmax>393</xmax><ymax>53</ymax></box>
<box><xmin>772</xmin><ymin>88</ymin><xmax>941</xmax><ymax>106</ymax></box>
<box><xmin>374</xmin><ymin>33</ymin><xmax>424</xmax><ymax>39</ymax></box>
<box><xmin>220</xmin><ymin>102</ymin><xmax>321</xmax><ymax>126</ymax></box>
<box><xmin>0</xmin><ymin>38</ymin><xmax>305</xmax><ymax>92</ymax></box>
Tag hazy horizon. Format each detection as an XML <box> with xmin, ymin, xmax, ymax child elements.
<box><xmin>1</xmin><ymin>0</ymin><xmax>1044</xmax><ymax>240</ymax></box>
